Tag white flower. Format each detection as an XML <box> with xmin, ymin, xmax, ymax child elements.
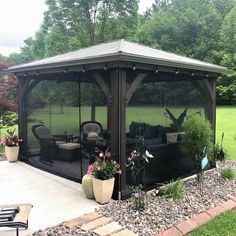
<box><xmin>145</xmin><ymin>150</ymin><xmax>154</xmax><ymax>158</ymax></box>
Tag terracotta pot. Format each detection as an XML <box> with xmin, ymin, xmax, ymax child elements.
<box><xmin>5</xmin><ymin>146</ymin><xmax>19</xmax><ymax>162</ymax></box>
<box><xmin>92</xmin><ymin>178</ymin><xmax>115</xmax><ymax>204</ymax></box>
<box><xmin>82</xmin><ymin>174</ymin><xmax>94</xmax><ymax>199</ymax></box>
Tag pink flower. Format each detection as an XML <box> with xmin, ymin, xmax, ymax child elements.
<box><xmin>87</xmin><ymin>164</ymin><xmax>94</xmax><ymax>175</ymax></box>
<box><xmin>134</xmin><ymin>192</ymin><xmax>142</xmax><ymax>199</ymax></box>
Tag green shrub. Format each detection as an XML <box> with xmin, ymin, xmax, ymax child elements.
<box><xmin>182</xmin><ymin>114</ymin><xmax>213</xmax><ymax>170</ymax></box>
<box><xmin>162</xmin><ymin>179</ymin><xmax>184</xmax><ymax>201</ymax></box>
<box><xmin>221</xmin><ymin>167</ymin><xmax>236</xmax><ymax>180</ymax></box>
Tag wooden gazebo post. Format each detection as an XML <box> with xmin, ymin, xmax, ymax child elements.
<box><xmin>109</xmin><ymin>69</ymin><xmax>127</xmax><ymax>199</ymax></box>
<box><xmin>18</xmin><ymin>76</ymin><xmax>29</xmax><ymax>159</ymax></box>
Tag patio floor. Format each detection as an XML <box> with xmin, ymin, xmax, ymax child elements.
<box><xmin>0</xmin><ymin>160</ymin><xmax>99</xmax><ymax>236</ymax></box>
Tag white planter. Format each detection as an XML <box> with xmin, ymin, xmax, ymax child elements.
<box><xmin>92</xmin><ymin>178</ymin><xmax>115</xmax><ymax>204</ymax></box>
<box><xmin>5</xmin><ymin>146</ymin><xmax>19</xmax><ymax>162</ymax></box>
<box><xmin>82</xmin><ymin>174</ymin><xmax>94</xmax><ymax>199</ymax></box>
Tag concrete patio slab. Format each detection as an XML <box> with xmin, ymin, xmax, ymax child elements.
<box><xmin>0</xmin><ymin>161</ymin><xmax>99</xmax><ymax>236</ymax></box>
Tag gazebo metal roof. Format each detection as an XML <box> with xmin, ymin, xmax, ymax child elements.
<box><xmin>7</xmin><ymin>39</ymin><xmax>227</xmax><ymax>74</ymax></box>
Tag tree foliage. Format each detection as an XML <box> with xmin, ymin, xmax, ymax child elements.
<box><xmin>4</xmin><ymin>0</ymin><xmax>236</xmax><ymax>105</ymax></box>
<box><xmin>0</xmin><ymin>61</ymin><xmax>18</xmax><ymax>129</ymax></box>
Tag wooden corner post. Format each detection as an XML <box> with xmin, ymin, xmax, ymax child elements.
<box><xmin>110</xmin><ymin>69</ymin><xmax>128</xmax><ymax>199</ymax></box>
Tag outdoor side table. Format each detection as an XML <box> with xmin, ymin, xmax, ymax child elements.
<box><xmin>0</xmin><ymin>204</ymin><xmax>33</xmax><ymax>236</ymax></box>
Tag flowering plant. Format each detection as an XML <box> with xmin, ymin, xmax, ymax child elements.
<box><xmin>131</xmin><ymin>185</ymin><xmax>147</xmax><ymax>210</ymax></box>
<box><xmin>91</xmin><ymin>147</ymin><xmax>121</xmax><ymax>180</ymax></box>
<box><xmin>126</xmin><ymin>136</ymin><xmax>154</xmax><ymax>186</ymax></box>
<box><xmin>0</xmin><ymin>129</ymin><xmax>22</xmax><ymax>147</ymax></box>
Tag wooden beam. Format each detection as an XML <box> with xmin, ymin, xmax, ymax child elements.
<box><xmin>125</xmin><ymin>73</ymin><xmax>147</xmax><ymax>105</ymax></box>
<box><xmin>202</xmin><ymin>79</ymin><xmax>214</xmax><ymax>103</ymax></box>
<box><xmin>91</xmin><ymin>72</ymin><xmax>112</xmax><ymax>105</ymax></box>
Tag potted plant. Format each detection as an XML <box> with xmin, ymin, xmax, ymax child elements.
<box><xmin>91</xmin><ymin>147</ymin><xmax>121</xmax><ymax>204</ymax></box>
<box><xmin>0</xmin><ymin>129</ymin><xmax>22</xmax><ymax>162</ymax></box>
<box><xmin>164</xmin><ymin>107</ymin><xmax>188</xmax><ymax>143</ymax></box>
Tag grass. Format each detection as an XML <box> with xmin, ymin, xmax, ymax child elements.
<box><xmin>189</xmin><ymin>209</ymin><xmax>236</xmax><ymax>236</ymax></box>
<box><xmin>221</xmin><ymin>167</ymin><xmax>236</xmax><ymax>179</ymax></box>
<box><xmin>161</xmin><ymin>179</ymin><xmax>184</xmax><ymax>201</ymax></box>
<box><xmin>1</xmin><ymin>105</ymin><xmax>236</xmax><ymax>158</ymax></box>
<box><xmin>216</xmin><ymin>106</ymin><xmax>236</xmax><ymax>160</ymax></box>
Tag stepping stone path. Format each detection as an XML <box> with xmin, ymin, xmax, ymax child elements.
<box><xmin>62</xmin><ymin>212</ymin><xmax>138</xmax><ymax>236</ymax></box>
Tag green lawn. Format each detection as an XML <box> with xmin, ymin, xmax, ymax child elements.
<box><xmin>189</xmin><ymin>209</ymin><xmax>236</xmax><ymax>236</ymax></box>
<box><xmin>216</xmin><ymin>106</ymin><xmax>236</xmax><ymax>159</ymax></box>
<box><xmin>1</xmin><ymin>105</ymin><xmax>236</xmax><ymax>159</ymax></box>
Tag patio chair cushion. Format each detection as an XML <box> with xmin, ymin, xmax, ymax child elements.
<box><xmin>87</xmin><ymin>132</ymin><xmax>100</xmax><ymax>141</ymax></box>
<box><xmin>34</xmin><ymin>126</ymin><xmax>54</xmax><ymax>139</ymax></box>
<box><xmin>83</xmin><ymin>123</ymin><xmax>101</xmax><ymax>136</ymax></box>
<box><xmin>58</xmin><ymin>143</ymin><xmax>80</xmax><ymax>150</ymax></box>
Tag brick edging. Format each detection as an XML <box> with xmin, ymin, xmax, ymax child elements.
<box><xmin>156</xmin><ymin>197</ymin><xmax>236</xmax><ymax>236</ymax></box>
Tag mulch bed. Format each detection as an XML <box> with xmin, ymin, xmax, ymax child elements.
<box><xmin>33</xmin><ymin>161</ymin><xmax>236</xmax><ymax>236</ymax></box>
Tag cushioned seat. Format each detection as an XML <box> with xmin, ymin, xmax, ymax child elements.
<box><xmin>58</xmin><ymin>143</ymin><xmax>80</xmax><ymax>161</ymax></box>
<box><xmin>58</xmin><ymin>143</ymin><xmax>80</xmax><ymax>150</ymax></box>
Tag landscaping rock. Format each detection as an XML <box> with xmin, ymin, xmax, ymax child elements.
<box><xmin>33</xmin><ymin>161</ymin><xmax>236</xmax><ymax>236</ymax></box>
<box><xmin>98</xmin><ymin>161</ymin><xmax>236</xmax><ymax>235</ymax></box>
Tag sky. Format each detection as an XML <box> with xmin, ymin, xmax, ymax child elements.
<box><xmin>0</xmin><ymin>0</ymin><xmax>155</xmax><ymax>56</ymax></box>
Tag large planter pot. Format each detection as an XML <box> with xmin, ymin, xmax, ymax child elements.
<box><xmin>82</xmin><ymin>174</ymin><xmax>94</xmax><ymax>199</ymax></box>
<box><xmin>92</xmin><ymin>178</ymin><xmax>115</xmax><ymax>204</ymax></box>
<box><xmin>5</xmin><ymin>146</ymin><xmax>19</xmax><ymax>162</ymax></box>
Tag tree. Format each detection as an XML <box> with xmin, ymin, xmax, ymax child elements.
<box><xmin>20</xmin><ymin>0</ymin><xmax>139</xmax><ymax>61</ymax></box>
<box><xmin>0</xmin><ymin>61</ymin><xmax>18</xmax><ymax>129</ymax></box>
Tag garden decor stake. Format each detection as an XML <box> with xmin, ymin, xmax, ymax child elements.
<box><xmin>199</xmin><ymin>147</ymin><xmax>208</xmax><ymax>195</ymax></box>
<box><xmin>126</xmin><ymin>135</ymin><xmax>154</xmax><ymax>210</ymax></box>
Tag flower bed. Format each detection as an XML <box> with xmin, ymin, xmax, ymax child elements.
<box><xmin>33</xmin><ymin>161</ymin><xmax>236</xmax><ymax>236</ymax></box>
<box><xmin>98</xmin><ymin>161</ymin><xmax>236</xmax><ymax>235</ymax></box>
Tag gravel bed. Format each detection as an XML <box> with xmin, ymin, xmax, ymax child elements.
<box><xmin>33</xmin><ymin>161</ymin><xmax>236</xmax><ymax>236</ymax></box>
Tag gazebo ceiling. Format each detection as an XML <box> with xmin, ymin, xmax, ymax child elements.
<box><xmin>7</xmin><ymin>39</ymin><xmax>227</xmax><ymax>74</ymax></box>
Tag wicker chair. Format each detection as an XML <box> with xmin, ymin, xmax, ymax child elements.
<box><xmin>80</xmin><ymin>121</ymin><xmax>104</xmax><ymax>142</ymax></box>
<box><xmin>32</xmin><ymin>124</ymin><xmax>66</xmax><ymax>162</ymax></box>
<box><xmin>80</xmin><ymin>121</ymin><xmax>105</xmax><ymax>163</ymax></box>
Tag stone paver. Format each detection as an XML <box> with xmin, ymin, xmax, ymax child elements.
<box><xmin>63</xmin><ymin>212</ymin><xmax>101</xmax><ymax>228</ymax></box>
<box><xmin>156</xmin><ymin>227</ymin><xmax>182</xmax><ymax>236</ymax></box>
<box><xmin>220</xmin><ymin>199</ymin><xmax>236</xmax><ymax>211</ymax></box>
<box><xmin>93</xmin><ymin>222</ymin><xmax>123</xmax><ymax>236</ymax></box>
<box><xmin>231</xmin><ymin>196</ymin><xmax>236</xmax><ymax>203</ymax></box>
<box><xmin>192</xmin><ymin>212</ymin><xmax>212</xmax><ymax>226</ymax></box>
<box><xmin>206</xmin><ymin>205</ymin><xmax>226</xmax><ymax>218</ymax></box>
<box><xmin>175</xmin><ymin>219</ymin><xmax>199</xmax><ymax>235</ymax></box>
<box><xmin>111</xmin><ymin>228</ymin><xmax>138</xmax><ymax>236</ymax></box>
<box><xmin>81</xmin><ymin>216</ymin><xmax>112</xmax><ymax>231</ymax></box>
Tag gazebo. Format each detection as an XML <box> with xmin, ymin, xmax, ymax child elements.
<box><xmin>7</xmin><ymin>39</ymin><xmax>227</xmax><ymax>199</ymax></box>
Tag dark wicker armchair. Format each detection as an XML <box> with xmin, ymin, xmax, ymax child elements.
<box><xmin>32</xmin><ymin>124</ymin><xmax>66</xmax><ymax>162</ymax></box>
